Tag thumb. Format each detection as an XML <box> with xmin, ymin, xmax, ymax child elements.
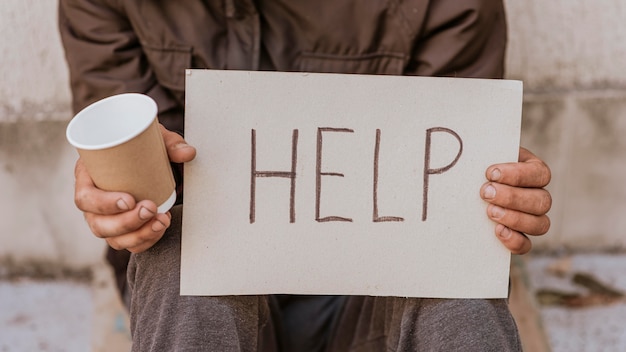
<box><xmin>160</xmin><ymin>124</ymin><xmax>197</xmax><ymax>163</ymax></box>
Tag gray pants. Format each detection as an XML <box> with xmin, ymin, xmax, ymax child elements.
<box><xmin>127</xmin><ymin>206</ymin><xmax>521</xmax><ymax>351</ymax></box>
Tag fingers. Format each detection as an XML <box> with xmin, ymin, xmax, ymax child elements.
<box><xmin>486</xmin><ymin>147</ymin><xmax>551</xmax><ymax>188</ymax></box>
<box><xmin>160</xmin><ymin>124</ymin><xmax>196</xmax><ymax>163</ymax></box>
<box><xmin>105</xmin><ymin>212</ymin><xmax>172</xmax><ymax>253</ymax></box>
<box><xmin>83</xmin><ymin>198</ymin><xmax>171</xmax><ymax>254</ymax></box>
<box><xmin>483</xmin><ymin>146</ymin><xmax>552</xmax><ymax>254</ymax></box>
<box><xmin>75</xmin><ymin>125</ymin><xmax>186</xmax><ymax>254</ymax></box>
<box><xmin>483</xmin><ymin>190</ymin><xmax>550</xmax><ymax>253</ymax></box>
<box><xmin>494</xmin><ymin>224</ymin><xmax>532</xmax><ymax>255</ymax></box>
<box><xmin>481</xmin><ymin>182</ymin><xmax>552</xmax><ymax>216</ymax></box>
<box><xmin>486</xmin><ymin>204</ymin><xmax>551</xmax><ymax>236</ymax></box>
<box><xmin>84</xmin><ymin>200</ymin><xmax>158</xmax><ymax>238</ymax></box>
<box><xmin>74</xmin><ymin>159</ymin><xmax>136</xmax><ymax>215</ymax></box>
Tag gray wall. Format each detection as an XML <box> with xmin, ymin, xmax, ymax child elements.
<box><xmin>506</xmin><ymin>1</ymin><xmax>626</xmax><ymax>251</ymax></box>
<box><xmin>0</xmin><ymin>2</ymin><xmax>103</xmax><ymax>274</ymax></box>
<box><xmin>1</xmin><ymin>1</ymin><xmax>624</xmax><ymax>274</ymax></box>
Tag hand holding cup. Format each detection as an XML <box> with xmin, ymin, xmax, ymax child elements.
<box><xmin>67</xmin><ymin>93</ymin><xmax>195</xmax><ymax>252</ymax></box>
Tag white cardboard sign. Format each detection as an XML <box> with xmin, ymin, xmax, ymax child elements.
<box><xmin>181</xmin><ymin>70</ymin><xmax>522</xmax><ymax>298</ymax></box>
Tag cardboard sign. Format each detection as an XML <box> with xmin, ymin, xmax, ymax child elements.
<box><xmin>181</xmin><ymin>70</ymin><xmax>522</xmax><ymax>298</ymax></box>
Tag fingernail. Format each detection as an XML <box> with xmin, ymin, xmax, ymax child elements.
<box><xmin>139</xmin><ymin>206</ymin><xmax>155</xmax><ymax>220</ymax></box>
<box><xmin>490</xmin><ymin>168</ymin><xmax>502</xmax><ymax>181</ymax></box>
<box><xmin>490</xmin><ymin>205</ymin><xmax>505</xmax><ymax>219</ymax></box>
<box><xmin>497</xmin><ymin>224</ymin><xmax>512</xmax><ymax>239</ymax></box>
<box><xmin>173</xmin><ymin>142</ymin><xmax>191</xmax><ymax>150</ymax></box>
<box><xmin>151</xmin><ymin>220</ymin><xmax>166</xmax><ymax>232</ymax></box>
<box><xmin>117</xmin><ymin>198</ymin><xmax>130</xmax><ymax>211</ymax></box>
<box><xmin>483</xmin><ymin>185</ymin><xmax>496</xmax><ymax>199</ymax></box>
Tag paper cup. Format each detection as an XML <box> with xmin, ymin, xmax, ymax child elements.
<box><xmin>66</xmin><ymin>93</ymin><xmax>176</xmax><ymax>213</ymax></box>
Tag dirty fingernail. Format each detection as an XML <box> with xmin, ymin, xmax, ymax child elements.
<box><xmin>490</xmin><ymin>168</ymin><xmax>502</xmax><ymax>181</ymax></box>
<box><xmin>490</xmin><ymin>205</ymin><xmax>505</xmax><ymax>219</ymax></box>
<box><xmin>139</xmin><ymin>206</ymin><xmax>155</xmax><ymax>220</ymax></box>
<box><xmin>483</xmin><ymin>185</ymin><xmax>496</xmax><ymax>199</ymax></box>
<box><xmin>497</xmin><ymin>224</ymin><xmax>512</xmax><ymax>239</ymax></box>
<box><xmin>151</xmin><ymin>220</ymin><xmax>166</xmax><ymax>232</ymax></box>
<box><xmin>117</xmin><ymin>198</ymin><xmax>130</xmax><ymax>211</ymax></box>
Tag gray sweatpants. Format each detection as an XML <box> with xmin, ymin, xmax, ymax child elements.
<box><xmin>127</xmin><ymin>206</ymin><xmax>521</xmax><ymax>351</ymax></box>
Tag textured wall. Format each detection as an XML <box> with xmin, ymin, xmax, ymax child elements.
<box><xmin>0</xmin><ymin>1</ymin><xmax>103</xmax><ymax>273</ymax></box>
<box><xmin>1</xmin><ymin>1</ymin><xmax>624</xmax><ymax>273</ymax></box>
<box><xmin>505</xmin><ymin>0</ymin><xmax>626</xmax><ymax>91</ymax></box>
<box><xmin>505</xmin><ymin>0</ymin><xmax>626</xmax><ymax>251</ymax></box>
<box><xmin>1</xmin><ymin>2</ymin><xmax>71</xmax><ymax>122</ymax></box>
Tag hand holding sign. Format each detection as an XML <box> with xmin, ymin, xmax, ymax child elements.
<box><xmin>180</xmin><ymin>70</ymin><xmax>537</xmax><ymax>298</ymax></box>
<box><xmin>481</xmin><ymin>147</ymin><xmax>552</xmax><ymax>254</ymax></box>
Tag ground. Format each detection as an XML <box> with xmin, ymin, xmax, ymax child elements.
<box><xmin>1</xmin><ymin>253</ymin><xmax>625</xmax><ymax>351</ymax></box>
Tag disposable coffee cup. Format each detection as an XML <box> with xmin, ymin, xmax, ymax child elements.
<box><xmin>66</xmin><ymin>93</ymin><xmax>176</xmax><ymax>213</ymax></box>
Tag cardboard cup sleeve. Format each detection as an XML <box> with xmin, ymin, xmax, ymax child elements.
<box><xmin>66</xmin><ymin>93</ymin><xmax>176</xmax><ymax>213</ymax></box>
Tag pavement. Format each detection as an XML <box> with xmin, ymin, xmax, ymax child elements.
<box><xmin>523</xmin><ymin>253</ymin><xmax>626</xmax><ymax>351</ymax></box>
<box><xmin>1</xmin><ymin>253</ymin><xmax>626</xmax><ymax>352</ymax></box>
<box><xmin>0</xmin><ymin>279</ymin><xmax>91</xmax><ymax>351</ymax></box>
<box><xmin>0</xmin><ymin>262</ymin><xmax>131</xmax><ymax>352</ymax></box>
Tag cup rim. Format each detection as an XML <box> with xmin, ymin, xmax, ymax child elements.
<box><xmin>66</xmin><ymin>93</ymin><xmax>158</xmax><ymax>150</ymax></box>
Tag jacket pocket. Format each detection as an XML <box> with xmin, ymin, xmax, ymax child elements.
<box><xmin>142</xmin><ymin>44</ymin><xmax>192</xmax><ymax>91</ymax></box>
<box><xmin>297</xmin><ymin>52</ymin><xmax>407</xmax><ymax>75</ymax></box>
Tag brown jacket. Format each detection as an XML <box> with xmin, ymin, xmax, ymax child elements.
<box><xmin>59</xmin><ymin>0</ymin><xmax>506</xmax><ymax>134</ymax></box>
<box><xmin>59</xmin><ymin>0</ymin><xmax>507</xmax><ymax>299</ymax></box>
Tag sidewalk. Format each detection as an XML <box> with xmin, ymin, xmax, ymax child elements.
<box><xmin>0</xmin><ymin>278</ymin><xmax>92</xmax><ymax>351</ymax></box>
<box><xmin>523</xmin><ymin>253</ymin><xmax>626</xmax><ymax>351</ymax></box>
<box><xmin>1</xmin><ymin>253</ymin><xmax>625</xmax><ymax>351</ymax></box>
<box><xmin>0</xmin><ymin>262</ymin><xmax>131</xmax><ymax>352</ymax></box>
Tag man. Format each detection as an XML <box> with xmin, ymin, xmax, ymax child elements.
<box><xmin>60</xmin><ymin>0</ymin><xmax>551</xmax><ymax>350</ymax></box>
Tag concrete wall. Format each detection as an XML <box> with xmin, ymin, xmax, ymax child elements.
<box><xmin>505</xmin><ymin>0</ymin><xmax>626</xmax><ymax>251</ymax></box>
<box><xmin>1</xmin><ymin>1</ymin><xmax>625</xmax><ymax>274</ymax></box>
<box><xmin>0</xmin><ymin>1</ymin><xmax>104</xmax><ymax>274</ymax></box>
